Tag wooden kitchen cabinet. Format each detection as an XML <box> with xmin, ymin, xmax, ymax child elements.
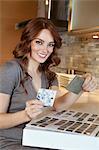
<box><xmin>0</xmin><ymin>0</ymin><xmax>38</xmax><ymax>64</ymax></box>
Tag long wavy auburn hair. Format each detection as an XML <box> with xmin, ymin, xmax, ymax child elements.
<box><xmin>13</xmin><ymin>17</ymin><xmax>62</xmax><ymax>88</ymax></box>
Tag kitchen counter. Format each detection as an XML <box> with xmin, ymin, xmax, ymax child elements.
<box><xmin>70</xmin><ymin>89</ymin><xmax>99</xmax><ymax>114</ymax></box>
<box><xmin>61</xmin><ymin>88</ymin><xmax>99</xmax><ymax>114</ymax></box>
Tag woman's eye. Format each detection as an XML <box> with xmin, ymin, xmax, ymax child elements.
<box><xmin>35</xmin><ymin>40</ymin><xmax>42</xmax><ymax>45</ymax></box>
<box><xmin>48</xmin><ymin>43</ymin><xmax>55</xmax><ymax>47</ymax></box>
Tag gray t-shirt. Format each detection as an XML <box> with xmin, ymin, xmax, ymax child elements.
<box><xmin>0</xmin><ymin>59</ymin><xmax>58</xmax><ymax>141</ymax></box>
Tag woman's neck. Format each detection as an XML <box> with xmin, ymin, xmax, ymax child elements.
<box><xmin>27</xmin><ymin>58</ymin><xmax>40</xmax><ymax>77</ymax></box>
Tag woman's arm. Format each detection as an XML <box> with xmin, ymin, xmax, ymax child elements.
<box><xmin>53</xmin><ymin>91</ymin><xmax>83</xmax><ymax>111</ymax></box>
<box><xmin>52</xmin><ymin>86</ymin><xmax>83</xmax><ymax>111</ymax></box>
<box><xmin>0</xmin><ymin>93</ymin><xmax>44</xmax><ymax>129</ymax></box>
<box><xmin>53</xmin><ymin>73</ymin><xmax>97</xmax><ymax>111</ymax></box>
<box><xmin>0</xmin><ymin>93</ymin><xmax>31</xmax><ymax>129</ymax></box>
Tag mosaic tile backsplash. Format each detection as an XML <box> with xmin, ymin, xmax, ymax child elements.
<box><xmin>53</xmin><ymin>33</ymin><xmax>99</xmax><ymax>88</ymax></box>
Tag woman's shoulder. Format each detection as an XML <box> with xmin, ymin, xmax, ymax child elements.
<box><xmin>0</xmin><ymin>59</ymin><xmax>23</xmax><ymax>94</ymax></box>
<box><xmin>1</xmin><ymin>59</ymin><xmax>18</xmax><ymax>67</ymax></box>
<box><xmin>0</xmin><ymin>59</ymin><xmax>22</xmax><ymax>76</ymax></box>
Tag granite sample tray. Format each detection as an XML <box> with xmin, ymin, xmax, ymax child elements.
<box><xmin>22</xmin><ymin>109</ymin><xmax>99</xmax><ymax>150</ymax></box>
<box><xmin>28</xmin><ymin>109</ymin><xmax>99</xmax><ymax>136</ymax></box>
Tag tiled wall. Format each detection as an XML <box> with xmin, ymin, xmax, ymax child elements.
<box><xmin>53</xmin><ymin>32</ymin><xmax>99</xmax><ymax>87</ymax></box>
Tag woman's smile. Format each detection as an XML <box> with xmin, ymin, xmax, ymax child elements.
<box><xmin>37</xmin><ymin>52</ymin><xmax>47</xmax><ymax>59</ymax></box>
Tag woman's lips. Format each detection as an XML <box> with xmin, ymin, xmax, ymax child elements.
<box><xmin>38</xmin><ymin>53</ymin><xmax>47</xmax><ymax>58</ymax></box>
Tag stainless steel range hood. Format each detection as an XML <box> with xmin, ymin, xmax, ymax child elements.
<box><xmin>68</xmin><ymin>0</ymin><xmax>99</xmax><ymax>35</ymax></box>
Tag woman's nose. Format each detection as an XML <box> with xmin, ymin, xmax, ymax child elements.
<box><xmin>42</xmin><ymin>44</ymin><xmax>48</xmax><ymax>52</ymax></box>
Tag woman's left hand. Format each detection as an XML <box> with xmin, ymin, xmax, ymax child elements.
<box><xmin>82</xmin><ymin>73</ymin><xmax>97</xmax><ymax>92</ymax></box>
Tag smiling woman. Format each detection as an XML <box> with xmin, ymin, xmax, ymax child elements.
<box><xmin>0</xmin><ymin>17</ymin><xmax>62</xmax><ymax>150</ymax></box>
<box><xmin>0</xmin><ymin>17</ymin><xmax>97</xmax><ymax>150</ymax></box>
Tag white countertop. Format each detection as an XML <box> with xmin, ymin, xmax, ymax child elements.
<box><xmin>69</xmin><ymin>89</ymin><xmax>99</xmax><ymax>114</ymax></box>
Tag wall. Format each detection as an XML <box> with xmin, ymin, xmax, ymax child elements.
<box><xmin>53</xmin><ymin>33</ymin><xmax>99</xmax><ymax>87</ymax></box>
<box><xmin>0</xmin><ymin>0</ymin><xmax>38</xmax><ymax>64</ymax></box>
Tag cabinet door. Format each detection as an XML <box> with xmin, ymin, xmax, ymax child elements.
<box><xmin>70</xmin><ymin>0</ymin><xmax>99</xmax><ymax>32</ymax></box>
<box><xmin>0</xmin><ymin>0</ymin><xmax>38</xmax><ymax>64</ymax></box>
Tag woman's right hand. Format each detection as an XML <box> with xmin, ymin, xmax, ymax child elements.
<box><xmin>25</xmin><ymin>99</ymin><xmax>44</xmax><ymax>120</ymax></box>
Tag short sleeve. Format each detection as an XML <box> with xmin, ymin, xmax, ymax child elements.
<box><xmin>0</xmin><ymin>61</ymin><xmax>19</xmax><ymax>95</ymax></box>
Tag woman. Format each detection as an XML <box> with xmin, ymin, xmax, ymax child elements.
<box><xmin>0</xmin><ymin>17</ymin><xmax>97</xmax><ymax>150</ymax></box>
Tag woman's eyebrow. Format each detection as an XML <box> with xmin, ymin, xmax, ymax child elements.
<box><xmin>49</xmin><ymin>41</ymin><xmax>55</xmax><ymax>44</ymax></box>
<box><xmin>34</xmin><ymin>38</ymin><xmax>44</xmax><ymax>42</ymax></box>
<box><xmin>34</xmin><ymin>38</ymin><xmax>54</xmax><ymax>44</ymax></box>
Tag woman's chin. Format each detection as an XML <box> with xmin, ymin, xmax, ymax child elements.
<box><xmin>38</xmin><ymin>57</ymin><xmax>48</xmax><ymax>63</ymax></box>
<box><xmin>39</xmin><ymin>59</ymin><xmax>47</xmax><ymax>63</ymax></box>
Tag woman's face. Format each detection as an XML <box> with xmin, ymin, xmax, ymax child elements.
<box><xmin>30</xmin><ymin>29</ymin><xmax>55</xmax><ymax>63</ymax></box>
